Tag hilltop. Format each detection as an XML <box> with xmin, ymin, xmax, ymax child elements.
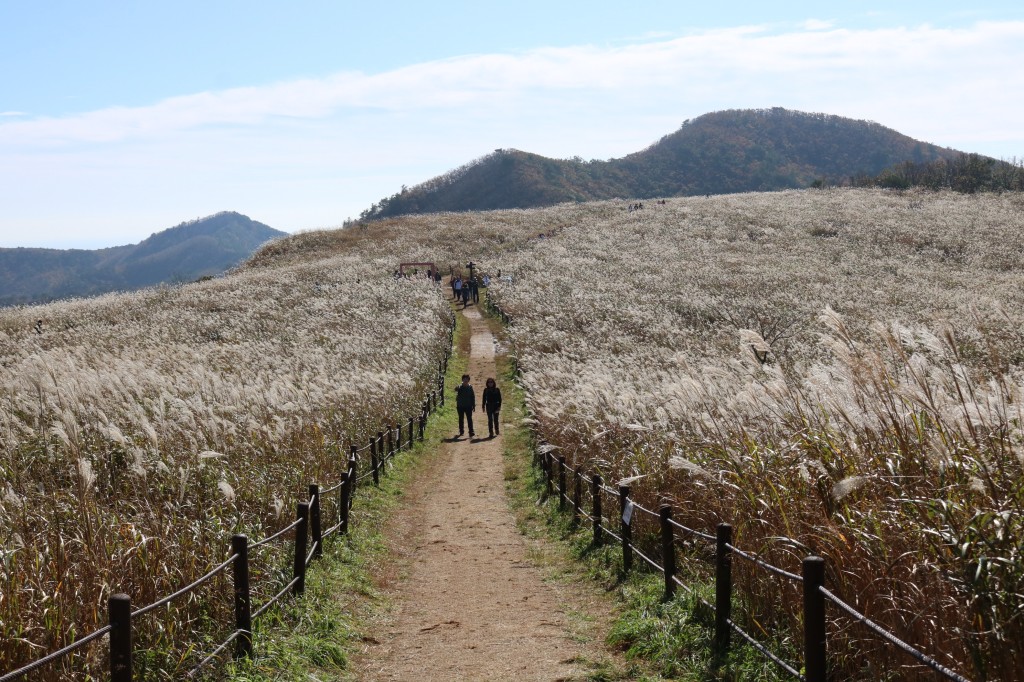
<box><xmin>359</xmin><ymin>108</ymin><xmax>962</xmax><ymax>219</ymax></box>
<box><xmin>0</xmin><ymin>211</ymin><xmax>285</xmax><ymax>306</ymax></box>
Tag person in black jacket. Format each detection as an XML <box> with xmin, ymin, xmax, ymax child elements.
<box><xmin>482</xmin><ymin>377</ymin><xmax>502</xmax><ymax>438</ymax></box>
<box><xmin>455</xmin><ymin>374</ymin><xmax>476</xmax><ymax>438</ymax></box>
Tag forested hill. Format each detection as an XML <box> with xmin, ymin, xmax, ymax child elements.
<box><xmin>359</xmin><ymin>108</ymin><xmax>963</xmax><ymax>220</ymax></box>
<box><xmin>0</xmin><ymin>212</ymin><xmax>285</xmax><ymax>306</ymax></box>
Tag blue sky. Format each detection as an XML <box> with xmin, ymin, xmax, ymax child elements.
<box><xmin>2</xmin><ymin>1</ymin><xmax>1023</xmax><ymax>248</ymax></box>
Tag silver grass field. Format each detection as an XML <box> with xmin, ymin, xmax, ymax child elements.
<box><xmin>2</xmin><ymin>187</ymin><xmax>1023</xmax><ymax>679</ymax></box>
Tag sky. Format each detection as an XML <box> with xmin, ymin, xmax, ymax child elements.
<box><xmin>2</xmin><ymin>1</ymin><xmax>1023</xmax><ymax>249</ymax></box>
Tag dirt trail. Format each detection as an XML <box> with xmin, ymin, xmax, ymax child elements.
<box><xmin>353</xmin><ymin>306</ymin><xmax>596</xmax><ymax>681</ymax></box>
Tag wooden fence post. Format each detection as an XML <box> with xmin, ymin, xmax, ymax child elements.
<box><xmin>545</xmin><ymin>452</ymin><xmax>554</xmax><ymax>496</ymax></box>
<box><xmin>715</xmin><ymin>523</ymin><xmax>732</xmax><ymax>655</ymax></box>
<box><xmin>231</xmin><ymin>534</ymin><xmax>253</xmax><ymax>659</ymax></box>
<box><xmin>803</xmin><ymin>556</ymin><xmax>827</xmax><ymax>682</ymax></box>
<box><xmin>348</xmin><ymin>449</ymin><xmax>357</xmax><ymax>509</ymax></box>
<box><xmin>387</xmin><ymin>427</ymin><xmax>394</xmax><ymax>460</ymax></box>
<box><xmin>592</xmin><ymin>474</ymin><xmax>603</xmax><ymax>546</ymax></box>
<box><xmin>619</xmin><ymin>485</ymin><xmax>632</xmax><ymax>573</ymax></box>
<box><xmin>440</xmin><ymin>376</ymin><xmax>445</xmax><ymax>407</ymax></box>
<box><xmin>338</xmin><ymin>469</ymin><xmax>351</xmax><ymax>534</ymax></box>
<box><xmin>293</xmin><ymin>502</ymin><xmax>309</xmax><ymax>596</ymax></box>
<box><xmin>109</xmin><ymin>593</ymin><xmax>132</xmax><ymax>682</ymax></box>
<box><xmin>407</xmin><ymin>417</ymin><xmax>414</xmax><ymax>449</ymax></box>
<box><xmin>370</xmin><ymin>437</ymin><xmax>380</xmax><ymax>486</ymax></box>
<box><xmin>557</xmin><ymin>455</ymin><xmax>567</xmax><ymax>511</ymax></box>
<box><xmin>377</xmin><ymin>431</ymin><xmax>385</xmax><ymax>470</ymax></box>
<box><xmin>660</xmin><ymin>505</ymin><xmax>676</xmax><ymax>601</ymax></box>
<box><xmin>572</xmin><ymin>466</ymin><xmax>583</xmax><ymax>528</ymax></box>
<box><xmin>309</xmin><ymin>484</ymin><xmax>322</xmax><ymax>560</ymax></box>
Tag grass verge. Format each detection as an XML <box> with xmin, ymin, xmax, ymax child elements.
<box><xmin>224</xmin><ymin>311</ymin><xmax>470</xmax><ymax>681</ymax></box>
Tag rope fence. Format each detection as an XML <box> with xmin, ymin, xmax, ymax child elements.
<box><xmin>1</xmin><ymin>314</ymin><xmax>456</xmax><ymax>682</ymax></box>
<box><xmin>536</xmin><ymin>446</ymin><xmax>975</xmax><ymax>682</ymax></box>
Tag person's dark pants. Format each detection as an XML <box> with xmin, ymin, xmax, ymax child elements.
<box><xmin>472</xmin><ymin>289</ymin><xmax>479</xmax><ymax>303</ymax></box>
<box><xmin>487</xmin><ymin>410</ymin><xmax>500</xmax><ymax>436</ymax></box>
<box><xmin>461</xmin><ymin>291</ymin><xmax>470</xmax><ymax>307</ymax></box>
<box><xmin>458</xmin><ymin>407</ymin><xmax>474</xmax><ymax>436</ymax></box>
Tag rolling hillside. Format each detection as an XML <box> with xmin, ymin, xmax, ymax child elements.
<box><xmin>359</xmin><ymin>108</ymin><xmax>962</xmax><ymax>220</ymax></box>
<box><xmin>0</xmin><ymin>211</ymin><xmax>285</xmax><ymax>306</ymax></box>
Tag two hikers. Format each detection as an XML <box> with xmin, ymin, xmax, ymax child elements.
<box><xmin>455</xmin><ymin>374</ymin><xmax>502</xmax><ymax>439</ymax></box>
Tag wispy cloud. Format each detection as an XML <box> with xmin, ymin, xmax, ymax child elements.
<box><xmin>2</xmin><ymin>20</ymin><xmax>1024</xmax><ymax>246</ymax></box>
<box><xmin>3</xmin><ymin>21</ymin><xmax>1023</xmax><ymax>148</ymax></box>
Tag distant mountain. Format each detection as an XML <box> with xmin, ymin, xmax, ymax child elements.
<box><xmin>0</xmin><ymin>212</ymin><xmax>285</xmax><ymax>306</ymax></box>
<box><xmin>359</xmin><ymin>108</ymin><xmax>964</xmax><ymax>220</ymax></box>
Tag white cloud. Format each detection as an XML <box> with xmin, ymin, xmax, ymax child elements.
<box><xmin>2</xmin><ymin>20</ymin><xmax>1024</xmax><ymax>246</ymax></box>
<box><xmin>801</xmin><ymin>19</ymin><xmax>835</xmax><ymax>31</ymax></box>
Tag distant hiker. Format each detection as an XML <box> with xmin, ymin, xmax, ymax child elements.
<box><xmin>34</xmin><ymin>319</ymin><xmax>42</xmax><ymax>334</ymax></box>
<box><xmin>482</xmin><ymin>377</ymin><xmax>502</xmax><ymax>438</ymax></box>
<box><xmin>455</xmin><ymin>374</ymin><xmax>476</xmax><ymax>438</ymax></box>
<box><xmin>470</xmin><ymin>277</ymin><xmax>479</xmax><ymax>303</ymax></box>
<box><xmin>453</xmin><ymin>277</ymin><xmax>463</xmax><ymax>301</ymax></box>
<box><xmin>435</xmin><ymin>270</ymin><xmax>442</xmax><ymax>286</ymax></box>
<box><xmin>482</xmin><ymin>274</ymin><xmax>491</xmax><ymax>287</ymax></box>
<box><xmin>461</xmin><ymin>281</ymin><xmax>471</xmax><ymax>308</ymax></box>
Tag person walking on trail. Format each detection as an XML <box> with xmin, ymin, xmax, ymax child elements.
<box><xmin>455</xmin><ymin>374</ymin><xmax>476</xmax><ymax>438</ymax></box>
<box><xmin>470</xmin><ymin>277</ymin><xmax>480</xmax><ymax>304</ymax></box>
<box><xmin>482</xmin><ymin>377</ymin><xmax>502</xmax><ymax>438</ymax></box>
<box><xmin>461</xmin><ymin>280</ymin><xmax>471</xmax><ymax>308</ymax></box>
<box><xmin>453</xmin><ymin>276</ymin><xmax>463</xmax><ymax>302</ymax></box>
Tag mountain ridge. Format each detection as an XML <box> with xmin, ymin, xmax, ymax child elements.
<box><xmin>359</xmin><ymin>108</ymin><xmax>964</xmax><ymax>220</ymax></box>
<box><xmin>0</xmin><ymin>211</ymin><xmax>285</xmax><ymax>306</ymax></box>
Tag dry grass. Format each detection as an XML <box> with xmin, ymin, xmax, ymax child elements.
<box><xmin>0</xmin><ymin>253</ymin><xmax>451</xmax><ymax>679</ymax></box>
<box><xmin>484</xmin><ymin>189</ymin><xmax>1024</xmax><ymax>680</ymax></box>
<box><xmin>4</xmin><ymin>187</ymin><xmax>1022</xmax><ymax>679</ymax></box>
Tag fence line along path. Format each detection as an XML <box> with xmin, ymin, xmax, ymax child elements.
<box><xmin>355</xmin><ymin>306</ymin><xmax>594</xmax><ymax>681</ymax></box>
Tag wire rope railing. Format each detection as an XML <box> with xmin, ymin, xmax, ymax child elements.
<box><xmin>132</xmin><ymin>553</ymin><xmax>238</xmax><ymax>618</ymax></box>
<box><xmin>0</xmin><ymin>626</ymin><xmax>113</xmax><ymax>682</ymax></box>
<box><xmin>819</xmin><ymin>587</ymin><xmax>973</xmax><ymax>682</ymax></box>
<box><xmin>726</xmin><ymin>543</ymin><xmax>804</xmax><ymax>583</ymax></box>
<box><xmin>727</xmin><ymin>618</ymin><xmax>806</xmax><ymax>680</ymax></box>
<box><xmin>249</xmin><ymin>515</ymin><xmax>304</xmax><ymax>550</ymax></box>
